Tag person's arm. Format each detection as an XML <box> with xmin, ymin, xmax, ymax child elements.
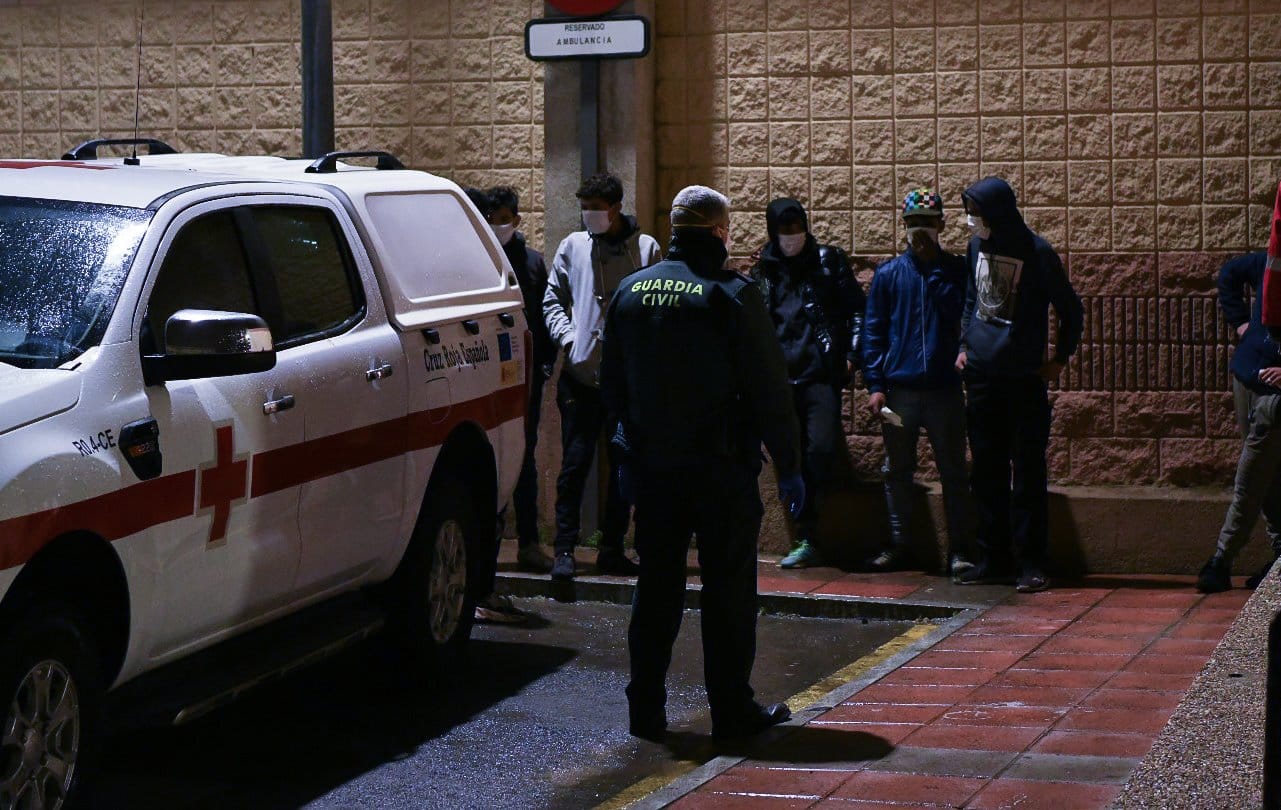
<box><xmin>861</xmin><ymin>266</ymin><xmax>890</xmax><ymax>395</ymax></box>
<box><xmin>1043</xmin><ymin>245</ymin><xmax>1084</xmax><ymax>364</ymax></box>
<box><xmin>542</xmin><ymin>243</ymin><xmax>574</xmax><ymax>349</ymax></box>
<box><xmin>1217</xmin><ymin>254</ymin><xmax>1253</xmax><ymax>336</ymax></box>
<box><xmin>831</xmin><ymin>247</ymin><xmax>867</xmax><ymax>372</ymax></box>
<box><xmin>733</xmin><ymin>283</ymin><xmax>802</xmax><ymax>478</ymax></box>
<box><xmin>926</xmin><ymin>255</ymin><xmax>966</xmax><ymax>324</ymax></box>
<box><xmin>639</xmin><ymin>235</ymin><xmax>662</xmax><ymax>268</ymax></box>
<box><xmin>599</xmin><ymin>294</ymin><xmax>627</xmax><ymax>421</ymax></box>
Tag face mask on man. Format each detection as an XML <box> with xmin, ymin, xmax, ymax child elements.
<box><xmin>490</xmin><ymin>222</ymin><xmax>517</xmax><ymax>246</ymax></box>
<box><xmin>906</xmin><ymin>226</ymin><xmax>939</xmax><ymax>252</ymax></box>
<box><xmin>777</xmin><ymin>232</ymin><xmax>807</xmax><ymax>257</ymax></box>
<box><xmin>583</xmin><ymin>210</ymin><xmax>612</xmax><ymax>235</ymax></box>
<box><xmin>966</xmin><ymin>214</ymin><xmax>991</xmax><ymax>240</ymax></box>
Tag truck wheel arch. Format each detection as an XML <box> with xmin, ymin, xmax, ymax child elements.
<box><xmin>0</xmin><ymin>532</ymin><xmax>131</xmax><ymax>688</ymax></box>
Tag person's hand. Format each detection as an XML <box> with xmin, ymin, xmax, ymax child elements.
<box><xmin>777</xmin><ymin>473</ymin><xmax>806</xmax><ymax>520</ymax></box>
<box><xmin>616</xmin><ymin>461</ymin><xmax>636</xmax><ymax>505</ymax></box>
<box><xmin>1238</xmin><ymin>323</ymin><xmax>1249</xmax><ymax>338</ymax></box>
<box><xmin>1260</xmin><ymin>367</ymin><xmax>1281</xmax><ymax>388</ymax></box>
<box><xmin>847</xmin><ymin>359</ymin><xmax>854</xmax><ymax>377</ymax></box>
<box><xmin>1038</xmin><ymin>360</ymin><xmax>1065</xmax><ymax>382</ymax></box>
<box><xmin>868</xmin><ymin>391</ymin><xmax>886</xmax><ymax>416</ymax></box>
<box><xmin>955</xmin><ymin>351</ymin><xmax>967</xmax><ymax>371</ymax></box>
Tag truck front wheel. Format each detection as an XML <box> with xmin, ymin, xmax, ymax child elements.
<box><xmin>0</xmin><ymin>605</ymin><xmax>101</xmax><ymax>810</ymax></box>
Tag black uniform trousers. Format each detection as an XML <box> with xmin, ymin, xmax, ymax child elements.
<box><xmin>554</xmin><ymin>372</ymin><xmax>630</xmax><ymax>557</ymax></box>
<box><xmin>512</xmin><ymin>364</ymin><xmax>548</xmax><ymax>548</ymax></box>
<box><xmin>792</xmin><ymin>381</ymin><xmax>843</xmax><ymax>540</ymax></box>
<box><xmin>626</xmin><ymin>460</ymin><xmax>762</xmax><ymax>723</ymax></box>
<box><xmin>964</xmin><ymin>370</ymin><xmax>1052</xmax><ymax>571</ymax></box>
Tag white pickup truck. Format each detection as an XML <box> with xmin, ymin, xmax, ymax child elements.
<box><xmin>0</xmin><ymin>141</ymin><xmax>529</xmax><ymax>808</ymax></box>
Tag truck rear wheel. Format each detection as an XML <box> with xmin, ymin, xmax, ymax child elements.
<box><xmin>0</xmin><ymin>605</ymin><xmax>101</xmax><ymax>810</ymax></box>
<box><xmin>392</xmin><ymin>475</ymin><xmax>483</xmax><ymax>671</ymax></box>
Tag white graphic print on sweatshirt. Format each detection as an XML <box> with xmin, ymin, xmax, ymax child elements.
<box><xmin>975</xmin><ymin>252</ymin><xmax>1024</xmax><ymax>325</ymax></box>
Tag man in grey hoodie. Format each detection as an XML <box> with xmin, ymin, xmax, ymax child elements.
<box><xmin>544</xmin><ymin>173</ymin><xmax>662</xmax><ymax>580</ymax></box>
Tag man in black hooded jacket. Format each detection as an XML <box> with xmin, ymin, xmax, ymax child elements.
<box><xmin>752</xmin><ymin>198</ymin><xmax>866</xmax><ymax>569</ymax></box>
<box><xmin>956</xmin><ymin>177</ymin><xmax>1083</xmax><ymax>593</ymax></box>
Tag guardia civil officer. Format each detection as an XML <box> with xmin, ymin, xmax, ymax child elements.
<box><xmin>600</xmin><ymin>185</ymin><xmax>806</xmax><ymax>742</ymax></box>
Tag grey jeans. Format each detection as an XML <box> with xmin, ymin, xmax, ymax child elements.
<box><xmin>880</xmin><ymin>386</ymin><xmax>973</xmax><ymax>559</ymax></box>
<box><xmin>1217</xmin><ymin>380</ymin><xmax>1281</xmax><ymax>560</ymax></box>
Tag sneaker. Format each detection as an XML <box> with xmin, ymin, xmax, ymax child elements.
<box><xmin>779</xmin><ymin>540</ymin><xmax>818</xmax><ymax>569</ymax></box>
<box><xmin>955</xmin><ymin>561</ymin><xmax>1015</xmax><ymax>586</ymax></box>
<box><xmin>865</xmin><ymin>547</ymin><xmax>914</xmax><ymax>572</ymax></box>
<box><xmin>712</xmin><ymin>701</ymin><xmax>792</xmax><ymax>741</ymax></box>
<box><xmin>516</xmin><ymin>544</ymin><xmax>554</xmax><ymax>573</ymax></box>
<box><xmin>596</xmin><ymin>548</ymin><xmax>641</xmax><ymax>576</ymax></box>
<box><xmin>1015</xmin><ymin>568</ymin><xmax>1050</xmax><ymax>593</ymax></box>
<box><xmin>1196</xmin><ymin>555</ymin><xmax>1231</xmax><ymax>594</ymax></box>
<box><xmin>551</xmin><ymin>553</ymin><xmax>576</xmax><ymax>581</ymax></box>
<box><xmin>1247</xmin><ymin>556</ymin><xmax>1278</xmax><ymax>590</ymax></box>
<box><xmin>474</xmin><ymin>593</ymin><xmax>527</xmax><ymax>624</ymax></box>
<box><xmin>949</xmin><ymin>554</ymin><xmax>975</xmax><ymax>576</ymax></box>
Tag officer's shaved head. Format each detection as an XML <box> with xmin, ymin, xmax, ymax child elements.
<box><xmin>670</xmin><ymin>185</ymin><xmax>730</xmax><ymax>229</ymax></box>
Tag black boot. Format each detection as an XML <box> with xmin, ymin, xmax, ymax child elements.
<box><xmin>1196</xmin><ymin>554</ymin><xmax>1231</xmax><ymax>594</ymax></box>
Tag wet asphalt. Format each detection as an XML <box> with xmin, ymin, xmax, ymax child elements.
<box><xmin>83</xmin><ymin>600</ymin><xmax>915</xmax><ymax>810</ymax></box>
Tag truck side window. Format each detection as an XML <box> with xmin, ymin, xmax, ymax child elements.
<box><xmin>251</xmin><ymin>206</ymin><xmax>363</xmax><ymax>346</ymax></box>
<box><xmin>142</xmin><ymin>210</ymin><xmax>257</xmax><ymax>355</ymax></box>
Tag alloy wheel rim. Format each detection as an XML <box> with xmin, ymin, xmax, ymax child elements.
<box><xmin>429</xmin><ymin>519</ymin><xmax>468</xmax><ymax>644</ymax></box>
<box><xmin>0</xmin><ymin>659</ymin><xmax>80</xmax><ymax>810</ymax></box>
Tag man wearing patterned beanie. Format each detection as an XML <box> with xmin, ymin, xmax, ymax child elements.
<box><xmin>863</xmin><ymin>189</ymin><xmax>974</xmax><ymax>574</ymax></box>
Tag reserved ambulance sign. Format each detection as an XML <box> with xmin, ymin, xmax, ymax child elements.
<box><xmin>525</xmin><ymin>15</ymin><xmax>650</xmax><ymax>61</ymax></box>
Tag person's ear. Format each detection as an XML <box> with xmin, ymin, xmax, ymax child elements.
<box><xmin>513</xmin><ymin>213</ymin><xmax>522</xmax><ymax>229</ymax></box>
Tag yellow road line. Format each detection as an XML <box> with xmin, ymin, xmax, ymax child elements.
<box><xmin>595</xmin><ymin>621</ymin><xmax>939</xmax><ymax>810</ymax></box>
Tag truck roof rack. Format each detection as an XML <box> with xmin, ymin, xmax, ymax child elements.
<box><xmin>304</xmin><ymin>151</ymin><xmax>405</xmax><ymax>174</ymax></box>
<box><xmin>62</xmin><ymin>138</ymin><xmax>179</xmax><ymax>160</ymax></box>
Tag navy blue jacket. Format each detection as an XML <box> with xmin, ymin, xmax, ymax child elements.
<box><xmin>1219</xmin><ymin>251</ymin><xmax>1281</xmax><ymax>393</ymax></box>
<box><xmin>862</xmin><ymin>249</ymin><xmax>966</xmax><ymax>393</ymax></box>
<box><xmin>960</xmin><ymin>177</ymin><xmax>1084</xmax><ymax>379</ymax></box>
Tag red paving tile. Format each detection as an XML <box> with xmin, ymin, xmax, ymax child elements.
<box><xmin>1004</xmin><ymin>588</ymin><xmax>1111</xmax><ymax>607</ymax></box>
<box><xmin>908</xmin><ymin>649</ymin><xmax>1027</xmax><ymax>670</ymax></box>
<box><xmin>830</xmin><ymin>771</ymin><xmax>986</xmax><ymax>805</ymax></box>
<box><xmin>964</xmin><ymin>684</ymin><xmax>1093</xmax><ymax>707</ymax></box>
<box><xmin>966</xmin><ymin>778</ymin><xmax>1121</xmax><ymax>809</ymax></box>
<box><xmin>702</xmin><ymin>766</ymin><xmax>852</xmax><ymax>799</ymax></box>
<box><xmin>1080</xmin><ymin>606</ymin><xmax>1187</xmax><ymax>625</ymax></box>
<box><xmin>990</xmin><ymin>668</ymin><xmax>1113</xmax><ymax>689</ymax></box>
<box><xmin>831</xmin><ymin>571</ymin><xmax>929</xmax><ymax>587</ymax></box>
<box><xmin>1015</xmin><ymin>652</ymin><xmax>1133</xmax><ymax>672</ymax></box>
<box><xmin>1034</xmin><ymin>635</ymin><xmax>1150</xmax><ymax>656</ymax></box>
<box><xmin>1031</xmin><ymin>729</ymin><xmax>1156</xmax><ymax>758</ymax></box>
<box><xmin>757</xmin><ymin>576</ymin><xmax>821</xmax><ymax>595</ymax></box>
<box><xmin>965</xmin><ymin>618</ymin><xmax>1071</xmax><ymax>636</ymax></box>
<box><xmin>1185</xmin><ymin>606</ymin><xmax>1244</xmax><ymax>625</ymax></box>
<box><xmin>821</xmin><ymin>703</ymin><xmax>949</xmax><ymax>725</ymax></box>
<box><xmin>1097</xmin><ymin>589</ymin><xmax>1202</xmax><ymax>608</ymax></box>
<box><xmin>885</xmin><ymin>667</ymin><xmax>1001</xmax><ymax>687</ymax></box>
<box><xmin>1122</xmin><ymin>653</ymin><xmax>1208</xmax><ymax>675</ymax></box>
<box><xmin>1166</xmin><ymin>621</ymin><xmax>1233</xmax><ymax>640</ymax></box>
<box><xmin>982</xmin><ymin>604</ymin><xmax>1088</xmax><ymax>622</ymax></box>
<box><xmin>805</xmin><ymin>721</ymin><xmax>920</xmax><ymax>745</ymax></box>
<box><xmin>1056</xmin><ymin>706</ymin><xmax>1174</xmax><ymax>734</ymax></box>
<box><xmin>1104</xmin><ymin>670</ymin><xmax>1197</xmax><ymax>691</ymax></box>
<box><xmin>934</xmin><ymin>633</ymin><xmax>1044</xmax><ymax>654</ymax></box>
<box><xmin>1148</xmin><ymin>637</ymin><xmax>1220</xmax><ymax>656</ymax></box>
<box><xmin>937</xmin><ymin>704</ymin><xmax>1066</xmax><ymax>727</ymax></box>
<box><xmin>1080</xmin><ymin>688</ymin><xmax>1185</xmax><ymax>711</ymax></box>
<box><xmin>811</xmin><ymin>581</ymin><xmax>920</xmax><ymax>599</ymax></box>
<box><xmin>1198</xmin><ymin>589</ymin><xmax>1251</xmax><ymax>608</ymax></box>
<box><xmin>849</xmin><ymin>683</ymin><xmax>977</xmax><ymax>705</ymax></box>
<box><xmin>671</xmin><ymin>792</ymin><xmax>814</xmax><ymax>809</ymax></box>
<box><xmin>902</xmin><ymin>722</ymin><xmax>1046</xmax><ymax>752</ymax></box>
<box><xmin>1054</xmin><ymin>621</ymin><xmax>1167</xmax><ymax>640</ymax></box>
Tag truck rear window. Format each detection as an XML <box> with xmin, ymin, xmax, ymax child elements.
<box><xmin>0</xmin><ymin>196</ymin><xmax>151</xmax><ymax>368</ymax></box>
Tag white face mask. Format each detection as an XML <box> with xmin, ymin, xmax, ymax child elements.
<box><xmin>582</xmin><ymin>210</ymin><xmax>612</xmax><ymax>235</ymax></box>
<box><xmin>778</xmin><ymin>232</ymin><xmax>807</xmax><ymax>257</ymax></box>
<box><xmin>967</xmin><ymin>214</ymin><xmax>991</xmax><ymax>240</ymax></box>
<box><xmin>906</xmin><ymin>226</ymin><xmax>939</xmax><ymax>252</ymax></box>
<box><xmin>490</xmin><ymin>222</ymin><xmax>517</xmax><ymax>246</ymax></box>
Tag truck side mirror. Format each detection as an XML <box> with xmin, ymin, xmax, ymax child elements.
<box><xmin>142</xmin><ymin>309</ymin><xmax>277</xmax><ymax>386</ymax></box>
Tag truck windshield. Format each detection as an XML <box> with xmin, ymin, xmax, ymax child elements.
<box><xmin>0</xmin><ymin>196</ymin><xmax>151</xmax><ymax>369</ymax></box>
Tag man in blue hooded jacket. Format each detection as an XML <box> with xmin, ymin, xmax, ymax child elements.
<box><xmin>863</xmin><ymin>189</ymin><xmax>973</xmax><ymax>574</ymax></box>
<box><xmin>955</xmin><ymin>177</ymin><xmax>1083</xmax><ymax>593</ymax></box>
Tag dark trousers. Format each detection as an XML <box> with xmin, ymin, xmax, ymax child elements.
<box><xmin>791</xmin><ymin>382</ymin><xmax>843</xmax><ymax>539</ymax></box>
<box><xmin>626</xmin><ymin>462</ymin><xmax>762</xmax><ymax>721</ymax></box>
<box><xmin>554</xmin><ymin>372</ymin><xmax>630</xmax><ymax>556</ymax></box>
<box><xmin>964</xmin><ymin>371</ymin><xmax>1052</xmax><ymax>571</ymax></box>
<box><xmin>512</xmin><ymin>365</ymin><xmax>547</xmax><ymax>548</ymax></box>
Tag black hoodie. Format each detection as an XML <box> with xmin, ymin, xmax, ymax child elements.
<box><xmin>960</xmin><ymin>177</ymin><xmax>1084</xmax><ymax>379</ymax></box>
<box><xmin>753</xmin><ymin>198</ymin><xmax>866</xmax><ymax>386</ymax></box>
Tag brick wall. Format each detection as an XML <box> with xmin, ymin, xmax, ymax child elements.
<box><xmin>654</xmin><ymin>0</ymin><xmax>1281</xmax><ymax>487</ymax></box>
<box><xmin>0</xmin><ymin>0</ymin><xmax>548</xmax><ymax>247</ymax></box>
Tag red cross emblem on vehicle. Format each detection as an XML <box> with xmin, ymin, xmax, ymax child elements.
<box><xmin>198</xmin><ymin>424</ymin><xmax>250</xmax><ymax>546</ymax></box>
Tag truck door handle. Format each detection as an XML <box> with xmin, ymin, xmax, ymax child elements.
<box><xmin>366</xmin><ymin>363</ymin><xmax>394</xmax><ymax>382</ymax></box>
<box><xmin>423</xmin><ymin>328</ymin><xmax>441</xmax><ymax>344</ymax></box>
<box><xmin>499</xmin><ymin>312</ymin><xmax>515</xmax><ymax>327</ymax></box>
<box><xmin>463</xmin><ymin>319</ymin><xmax>480</xmax><ymax>335</ymax></box>
<box><xmin>262</xmin><ymin>394</ymin><xmax>295</xmax><ymax>415</ymax></box>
